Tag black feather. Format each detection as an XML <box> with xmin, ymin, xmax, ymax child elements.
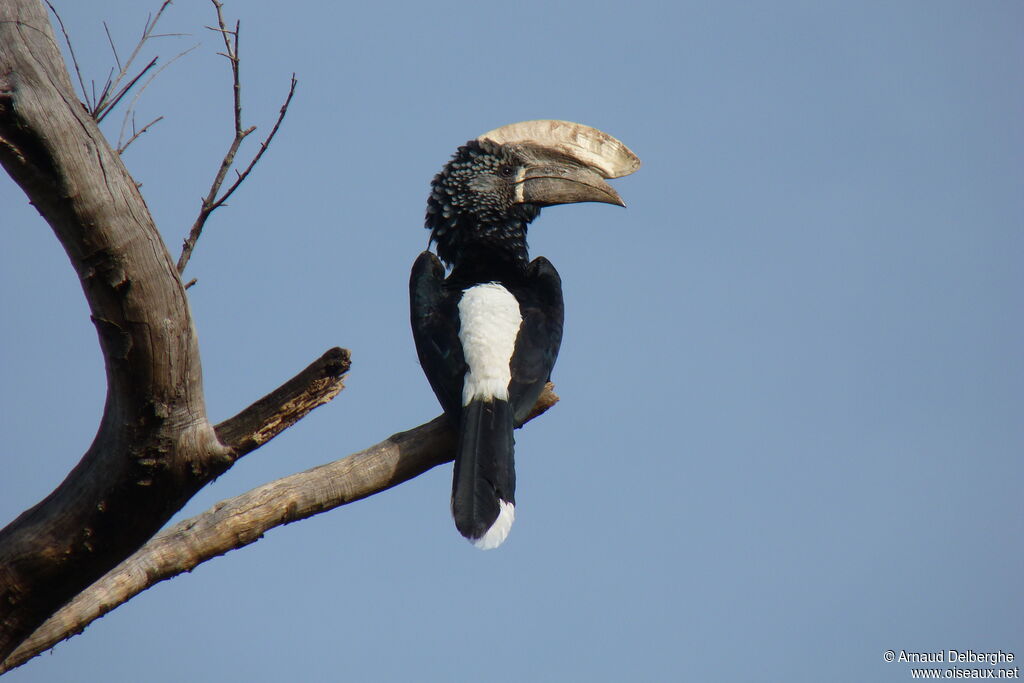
<box><xmin>409</xmin><ymin>251</ymin><xmax>464</xmax><ymax>417</ymax></box>
<box><xmin>451</xmin><ymin>397</ymin><xmax>515</xmax><ymax>541</ymax></box>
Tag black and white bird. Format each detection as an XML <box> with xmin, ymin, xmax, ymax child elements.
<box><xmin>410</xmin><ymin>120</ymin><xmax>640</xmax><ymax>549</ymax></box>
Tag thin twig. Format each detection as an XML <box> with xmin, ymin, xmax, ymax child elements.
<box><xmin>118</xmin><ymin>115</ymin><xmax>164</xmax><ymax>155</ymax></box>
<box><xmin>116</xmin><ymin>43</ymin><xmax>198</xmax><ymax>151</ymax></box>
<box><xmin>209</xmin><ymin>74</ymin><xmax>296</xmax><ymax>212</ymax></box>
<box><xmin>121</xmin><ymin>1</ymin><xmax>174</xmax><ymax>86</ymax></box>
<box><xmin>102</xmin><ymin>21</ymin><xmax>122</xmax><ymax>72</ymax></box>
<box><xmin>176</xmin><ymin>0</ymin><xmax>298</xmax><ymax>275</ymax></box>
<box><xmin>44</xmin><ymin>1</ymin><xmax>90</xmax><ymax>111</ymax></box>
<box><xmin>89</xmin><ymin>0</ymin><xmax>175</xmax><ymax>121</ymax></box>
<box><xmin>92</xmin><ymin>69</ymin><xmax>114</xmax><ymax>118</ymax></box>
<box><xmin>94</xmin><ymin>56</ymin><xmax>157</xmax><ymax>123</ymax></box>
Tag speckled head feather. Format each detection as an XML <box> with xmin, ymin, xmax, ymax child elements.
<box><xmin>425</xmin><ymin>139</ymin><xmax>539</xmax><ymax>269</ymax></box>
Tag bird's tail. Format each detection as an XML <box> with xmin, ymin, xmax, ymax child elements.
<box><xmin>451</xmin><ymin>397</ymin><xmax>516</xmax><ymax>549</ymax></box>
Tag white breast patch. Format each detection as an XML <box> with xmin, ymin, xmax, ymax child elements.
<box><xmin>458</xmin><ymin>283</ymin><xmax>523</xmax><ymax>405</ymax></box>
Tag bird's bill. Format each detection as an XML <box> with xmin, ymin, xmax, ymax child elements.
<box><xmin>480</xmin><ymin>120</ymin><xmax>638</xmax><ymax>209</ymax></box>
<box><xmin>516</xmin><ymin>164</ymin><xmax>625</xmax><ymax>208</ymax></box>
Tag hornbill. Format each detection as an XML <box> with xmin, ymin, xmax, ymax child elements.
<box><xmin>410</xmin><ymin>120</ymin><xmax>640</xmax><ymax>549</ymax></box>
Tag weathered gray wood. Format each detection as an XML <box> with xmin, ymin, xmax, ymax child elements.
<box><xmin>0</xmin><ymin>0</ymin><xmax>219</xmax><ymax>659</ymax></box>
<box><xmin>214</xmin><ymin>347</ymin><xmax>351</xmax><ymax>457</ymax></box>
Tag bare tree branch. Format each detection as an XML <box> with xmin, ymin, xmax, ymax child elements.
<box><xmin>117</xmin><ymin>114</ymin><xmax>164</xmax><ymax>154</ymax></box>
<box><xmin>94</xmin><ymin>55</ymin><xmax>157</xmax><ymax>122</ymax></box>
<box><xmin>102</xmin><ymin>20</ymin><xmax>122</xmax><ymax>72</ymax></box>
<box><xmin>43</xmin><ymin>1</ymin><xmax>88</xmax><ymax>110</ymax></box>
<box><xmin>0</xmin><ymin>0</ymin><xmax>316</xmax><ymax>661</ymax></box>
<box><xmin>0</xmin><ymin>386</ymin><xmax>559</xmax><ymax>674</ymax></box>
<box><xmin>91</xmin><ymin>0</ymin><xmax>174</xmax><ymax>122</ymax></box>
<box><xmin>209</xmin><ymin>74</ymin><xmax>297</xmax><ymax>212</ymax></box>
<box><xmin>0</xmin><ymin>345</ymin><xmax>352</xmax><ymax>676</ymax></box>
<box><xmin>47</xmin><ymin>0</ymin><xmax>189</xmax><ymax>141</ymax></box>
<box><xmin>1</xmin><ymin>0</ymin><xmax>211</xmax><ymax>657</ymax></box>
<box><xmin>176</xmin><ymin>0</ymin><xmax>298</xmax><ymax>276</ymax></box>
<box><xmin>215</xmin><ymin>347</ymin><xmax>352</xmax><ymax>459</ymax></box>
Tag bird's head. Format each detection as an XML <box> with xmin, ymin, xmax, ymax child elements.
<box><xmin>425</xmin><ymin>120</ymin><xmax>640</xmax><ymax>268</ymax></box>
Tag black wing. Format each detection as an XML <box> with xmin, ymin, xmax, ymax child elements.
<box><xmin>410</xmin><ymin>250</ymin><xmax>465</xmax><ymax>418</ymax></box>
<box><xmin>508</xmin><ymin>256</ymin><xmax>564</xmax><ymax>427</ymax></box>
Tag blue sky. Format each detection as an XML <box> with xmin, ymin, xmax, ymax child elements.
<box><xmin>1</xmin><ymin>1</ymin><xmax>1021</xmax><ymax>681</ymax></box>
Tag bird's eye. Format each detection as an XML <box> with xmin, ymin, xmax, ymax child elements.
<box><xmin>497</xmin><ymin>164</ymin><xmax>515</xmax><ymax>178</ymax></box>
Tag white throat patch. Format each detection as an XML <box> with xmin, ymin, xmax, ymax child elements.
<box><xmin>458</xmin><ymin>283</ymin><xmax>522</xmax><ymax>405</ymax></box>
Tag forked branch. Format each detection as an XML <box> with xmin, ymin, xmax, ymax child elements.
<box><xmin>0</xmin><ymin>386</ymin><xmax>559</xmax><ymax>674</ymax></box>
<box><xmin>0</xmin><ymin>0</ymin><xmax>312</xmax><ymax>665</ymax></box>
<box><xmin>0</xmin><ymin>347</ymin><xmax>353</xmax><ymax>674</ymax></box>
<box><xmin>117</xmin><ymin>114</ymin><xmax>164</xmax><ymax>154</ymax></box>
<box><xmin>45</xmin><ymin>0</ymin><xmax>191</xmax><ymax>154</ymax></box>
<box><xmin>176</xmin><ymin>0</ymin><xmax>298</xmax><ymax>277</ymax></box>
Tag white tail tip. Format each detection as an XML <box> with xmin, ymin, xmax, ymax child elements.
<box><xmin>471</xmin><ymin>500</ymin><xmax>515</xmax><ymax>550</ymax></box>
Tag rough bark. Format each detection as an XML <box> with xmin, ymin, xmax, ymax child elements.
<box><xmin>0</xmin><ymin>0</ymin><xmax>345</xmax><ymax>661</ymax></box>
